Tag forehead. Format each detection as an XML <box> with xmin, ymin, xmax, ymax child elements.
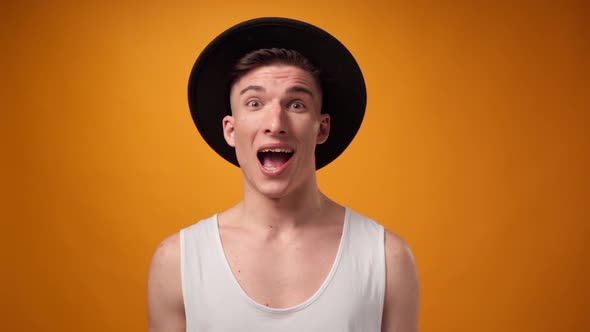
<box><xmin>230</xmin><ymin>64</ymin><xmax>321</xmax><ymax>94</ymax></box>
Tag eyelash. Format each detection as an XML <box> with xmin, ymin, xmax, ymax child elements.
<box><xmin>288</xmin><ymin>101</ymin><xmax>306</xmax><ymax>110</ymax></box>
<box><xmin>244</xmin><ymin>99</ymin><xmax>307</xmax><ymax>110</ymax></box>
<box><xmin>246</xmin><ymin>100</ymin><xmax>260</xmax><ymax>107</ymax></box>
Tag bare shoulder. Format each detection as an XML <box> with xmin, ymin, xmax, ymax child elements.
<box><xmin>147</xmin><ymin>232</ymin><xmax>185</xmax><ymax>332</ymax></box>
<box><xmin>383</xmin><ymin>230</ymin><xmax>419</xmax><ymax>302</ymax></box>
<box><xmin>150</xmin><ymin>232</ymin><xmax>181</xmax><ymax>268</ymax></box>
<box><xmin>382</xmin><ymin>230</ymin><xmax>420</xmax><ymax>332</ymax></box>
<box><xmin>148</xmin><ymin>233</ymin><xmax>182</xmax><ymax>288</ymax></box>
<box><xmin>384</xmin><ymin>230</ymin><xmax>416</xmax><ymax>269</ymax></box>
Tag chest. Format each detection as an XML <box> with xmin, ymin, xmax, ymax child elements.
<box><xmin>219</xmin><ymin>226</ymin><xmax>342</xmax><ymax>309</ymax></box>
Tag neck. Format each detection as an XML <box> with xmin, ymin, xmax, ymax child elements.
<box><xmin>233</xmin><ymin>175</ymin><xmax>330</xmax><ymax>229</ymax></box>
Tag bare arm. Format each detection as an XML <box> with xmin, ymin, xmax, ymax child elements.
<box><xmin>381</xmin><ymin>230</ymin><xmax>420</xmax><ymax>332</ymax></box>
<box><xmin>147</xmin><ymin>233</ymin><xmax>186</xmax><ymax>332</ymax></box>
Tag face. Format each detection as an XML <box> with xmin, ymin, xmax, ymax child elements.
<box><xmin>223</xmin><ymin>64</ymin><xmax>330</xmax><ymax>199</ymax></box>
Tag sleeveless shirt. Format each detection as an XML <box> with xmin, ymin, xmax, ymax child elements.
<box><xmin>180</xmin><ymin>207</ymin><xmax>385</xmax><ymax>331</ymax></box>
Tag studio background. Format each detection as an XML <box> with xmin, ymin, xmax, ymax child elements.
<box><xmin>2</xmin><ymin>1</ymin><xmax>588</xmax><ymax>331</ymax></box>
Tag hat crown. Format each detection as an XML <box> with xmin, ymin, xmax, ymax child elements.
<box><xmin>188</xmin><ymin>17</ymin><xmax>366</xmax><ymax>169</ymax></box>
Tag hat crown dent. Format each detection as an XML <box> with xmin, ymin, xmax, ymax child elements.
<box><xmin>188</xmin><ymin>17</ymin><xmax>366</xmax><ymax>169</ymax></box>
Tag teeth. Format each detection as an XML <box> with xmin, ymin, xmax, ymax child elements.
<box><xmin>260</xmin><ymin>148</ymin><xmax>293</xmax><ymax>153</ymax></box>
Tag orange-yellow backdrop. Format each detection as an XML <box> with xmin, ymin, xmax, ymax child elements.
<box><xmin>2</xmin><ymin>0</ymin><xmax>588</xmax><ymax>331</ymax></box>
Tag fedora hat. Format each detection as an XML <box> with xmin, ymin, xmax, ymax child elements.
<box><xmin>188</xmin><ymin>17</ymin><xmax>366</xmax><ymax>169</ymax></box>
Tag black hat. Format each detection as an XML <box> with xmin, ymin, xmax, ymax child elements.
<box><xmin>188</xmin><ymin>17</ymin><xmax>366</xmax><ymax>169</ymax></box>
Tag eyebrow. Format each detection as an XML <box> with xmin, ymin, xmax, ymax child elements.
<box><xmin>239</xmin><ymin>85</ymin><xmax>265</xmax><ymax>95</ymax></box>
<box><xmin>238</xmin><ymin>85</ymin><xmax>315</xmax><ymax>97</ymax></box>
<box><xmin>286</xmin><ymin>86</ymin><xmax>315</xmax><ymax>98</ymax></box>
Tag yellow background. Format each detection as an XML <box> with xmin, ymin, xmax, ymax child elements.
<box><xmin>2</xmin><ymin>0</ymin><xmax>588</xmax><ymax>331</ymax></box>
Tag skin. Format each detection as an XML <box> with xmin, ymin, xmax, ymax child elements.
<box><xmin>223</xmin><ymin>64</ymin><xmax>330</xmax><ymax>202</ymax></box>
<box><xmin>147</xmin><ymin>64</ymin><xmax>419</xmax><ymax>331</ymax></box>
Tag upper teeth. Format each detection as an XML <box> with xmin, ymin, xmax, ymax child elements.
<box><xmin>261</xmin><ymin>148</ymin><xmax>293</xmax><ymax>153</ymax></box>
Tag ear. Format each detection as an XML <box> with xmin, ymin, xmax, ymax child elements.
<box><xmin>316</xmin><ymin>113</ymin><xmax>330</xmax><ymax>145</ymax></box>
<box><xmin>222</xmin><ymin>115</ymin><xmax>236</xmax><ymax>147</ymax></box>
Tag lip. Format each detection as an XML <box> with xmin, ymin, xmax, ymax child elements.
<box><xmin>257</xmin><ymin>143</ymin><xmax>295</xmax><ymax>177</ymax></box>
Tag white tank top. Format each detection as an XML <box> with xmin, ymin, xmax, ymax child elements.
<box><xmin>180</xmin><ymin>207</ymin><xmax>385</xmax><ymax>331</ymax></box>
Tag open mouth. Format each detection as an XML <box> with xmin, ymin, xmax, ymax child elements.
<box><xmin>257</xmin><ymin>148</ymin><xmax>294</xmax><ymax>171</ymax></box>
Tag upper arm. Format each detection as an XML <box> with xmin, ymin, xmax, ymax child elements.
<box><xmin>147</xmin><ymin>233</ymin><xmax>186</xmax><ymax>332</ymax></box>
<box><xmin>381</xmin><ymin>230</ymin><xmax>420</xmax><ymax>332</ymax></box>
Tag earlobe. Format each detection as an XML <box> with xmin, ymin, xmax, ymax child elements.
<box><xmin>222</xmin><ymin>115</ymin><xmax>236</xmax><ymax>147</ymax></box>
<box><xmin>316</xmin><ymin>114</ymin><xmax>330</xmax><ymax>145</ymax></box>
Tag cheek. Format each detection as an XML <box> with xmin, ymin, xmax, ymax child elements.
<box><xmin>300</xmin><ymin>120</ymin><xmax>321</xmax><ymax>140</ymax></box>
<box><xmin>234</xmin><ymin>116</ymin><xmax>257</xmax><ymax>139</ymax></box>
<box><xmin>232</xmin><ymin>117</ymin><xmax>258</xmax><ymax>155</ymax></box>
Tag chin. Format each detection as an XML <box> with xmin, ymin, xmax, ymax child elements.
<box><xmin>254</xmin><ymin>182</ymin><xmax>293</xmax><ymax>200</ymax></box>
<box><xmin>240</xmin><ymin>158</ymin><xmax>313</xmax><ymax>200</ymax></box>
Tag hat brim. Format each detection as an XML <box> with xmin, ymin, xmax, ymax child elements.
<box><xmin>188</xmin><ymin>17</ymin><xmax>366</xmax><ymax>170</ymax></box>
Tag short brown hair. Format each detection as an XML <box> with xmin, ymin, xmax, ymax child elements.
<box><xmin>230</xmin><ymin>48</ymin><xmax>322</xmax><ymax>89</ymax></box>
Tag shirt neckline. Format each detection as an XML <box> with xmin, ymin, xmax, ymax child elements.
<box><xmin>211</xmin><ymin>207</ymin><xmax>350</xmax><ymax>314</ymax></box>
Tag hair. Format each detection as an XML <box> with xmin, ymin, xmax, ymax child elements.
<box><xmin>230</xmin><ymin>48</ymin><xmax>322</xmax><ymax>89</ymax></box>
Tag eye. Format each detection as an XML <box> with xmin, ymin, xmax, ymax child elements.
<box><xmin>246</xmin><ymin>100</ymin><xmax>261</xmax><ymax>108</ymax></box>
<box><xmin>288</xmin><ymin>101</ymin><xmax>306</xmax><ymax>111</ymax></box>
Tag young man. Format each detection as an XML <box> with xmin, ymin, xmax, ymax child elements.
<box><xmin>147</xmin><ymin>18</ymin><xmax>419</xmax><ymax>331</ymax></box>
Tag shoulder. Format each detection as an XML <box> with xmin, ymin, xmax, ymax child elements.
<box><xmin>384</xmin><ymin>230</ymin><xmax>416</xmax><ymax>269</ymax></box>
<box><xmin>147</xmin><ymin>232</ymin><xmax>185</xmax><ymax>330</ymax></box>
<box><xmin>148</xmin><ymin>232</ymin><xmax>182</xmax><ymax>295</ymax></box>
<box><xmin>150</xmin><ymin>232</ymin><xmax>181</xmax><ymax>271</ymax></box>
<box><xmin>381</xmin><ymin>229</ymin><xmax>420</xmax><ymax>332</ymax></box>
<box><xmin>148</xmin><ymin>232</ymin><xmax>182</xmax><ymax>292</ymax></box>
<box><xmin>383</xmin><ymin>229</ymin><xmax>419</xmax><ymax>295</ymax></box>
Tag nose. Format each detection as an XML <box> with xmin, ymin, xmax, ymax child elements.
<box><xmin>263</xmin><ymin>100</ymin><xmax>287</xmax><ymax>135</ymax></box>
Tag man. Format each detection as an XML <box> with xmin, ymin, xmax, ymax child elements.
<box><xmin>147</xmin><ymin>17</ymin><xmax>419</xmax><ymax>331</ymax></box>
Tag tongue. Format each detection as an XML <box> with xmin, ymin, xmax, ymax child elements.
<box><xmin>262</xmin><ymin>152</ymin><xmax>290</xmax><ymax>169</ymax></box>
